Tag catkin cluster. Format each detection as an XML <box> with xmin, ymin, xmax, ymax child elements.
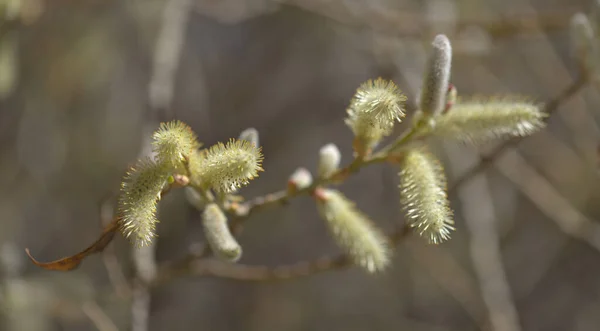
<box><xmin>118</xmin><ymin>121</ymin><xmax>263</xmax><ymax>248</ymax></box>
<box><xmin>116</xmin><ymin>34</ymin><xmax>546</xmax><ymax>275</ymax></box>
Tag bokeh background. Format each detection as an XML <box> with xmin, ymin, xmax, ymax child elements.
<box><xmin>2</xmin><ymin>0</ymin><xmax>600</xmax><ymax>330</ymax></box>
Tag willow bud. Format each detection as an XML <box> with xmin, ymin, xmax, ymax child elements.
<box><xmin>420</xmin><ymin>34</ymin><xmax>452</xmax><ymax>116</ymax></box>
<box><xmin>287</xmin><ymin>167</ymin><xmax>313</xmax><ymax>192</ymax></box>
<box><xmin>238</xmin><ymin>127</ymin><xmax>259</xmax><ymax>147</ymax></box>
<box><xmin>202</xmin><ymin>203</ymin><xmax>242</xmax><ymax>262</ymax></box>
<box><xmin>318</xmin><ymin>143</ymin><xmax>341</xmax><ymax>179</ymax></box>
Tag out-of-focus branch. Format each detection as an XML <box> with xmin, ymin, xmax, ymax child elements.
<box><xmin>82</xmin><ymin>300</ymin><xmax>119</xmax><ymax>331</ymax></box>
<box><xmin>449</xmin><ymin>76</ymin><xmax>588</xmax><ymax>194</ymax></box>
<box><xmin>99</xmin><ymin>197</ymin><xmax>131</xmax><ymax>299</ymax></box>
<box><xmin>151</xmin><ymin>224</ymin><xmax>411</xmax><ymax>286</ymax></box>
<box><xmin>445</xmin><ymin>144</ymin><xmax>521</xmax><ymax>331</ymax></box>
<box><xmin>279</xmin><ymin>0</ymin><xmax>573</xmax><ymax>40</ymax></box>
<box><xmin>131</xmin><ymin>0</ymin><xmax>193</xmax><ymax>329</ymax></box>
<box><xmin>495</xmin><ymin>149</ymin><xmax>600</xmax><ymax>252</ymax></box>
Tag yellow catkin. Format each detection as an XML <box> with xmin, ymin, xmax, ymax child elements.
<box><xmin>345</xmin><ymin>78</ymin><xmax>406</xmax><ymax>150</ymax></box>
<box><xmin>434</xmin><ymin>98</ymin><xmax>545</xmax><ymax>143</ymax></box>
<box><xmin>118</xmin><ymin>158</ymin><xmax>168</xmax><ymax>246</ymax></box>
<box><xmin>399</xmin><ymin>148</ymin><xmax>454</xmax><ymax>244</ymax></box>
<box><xmin>199</xmin><ymin>139</ymin><xmax>263</xmax><ymax>192</ymax></box>
<box><xmin>316</xmin><ymin>188</ymin><xmax>390</xmax><ymax>273</ymax></box>
<box><xmin>152</xmin><ymin>120</ymin><xmax>201</xmax><ymax>169</ymax></box>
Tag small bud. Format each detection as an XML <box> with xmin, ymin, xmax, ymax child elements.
<box><xmin>238</xmin><ymin>127</ymin><xmax>259</xmax><ymax>147</ymax></box>
<box><xmin>152</xmin><ymin>120</ymin><xmax>201</xmax><ymax>169</ymax></box>
<box><xmin>570</xmin><ymin>13</ymin><xmax>597</xmax><ymax>75</ymax></box>
<box><xmin>199</xmin><ymin>139</ymin><xmax>264</xmax><ymax>192</ymax></box>
<box><xmin>318</xmin><ymin>143</ymin><xmax>341</xmax><ymax>179</ymax></box>
<box><xmin>399</xmin><ymin>148</ymin><xmax>454</xmax><ymax>244</ymax></box>
<box><xmin>202</xmin><ymin>203</ymin><xmax>242</xmax><ymax>262</ymax></box>
<box><xmin>118</xmin><ymin>158</ymin><xmax>168</xmax><ymax>246</ymax></box>
<box><xmin>287</xmin><ymin>167</ymin><xmax>313</xmax><ymax>192</ymax></box>
<box><xmin>345</xmin><ymin>78</ymin><xmax>407</xmax><ymax>156</ymax></box>
<box><xmin>315</xmin><ymin>188</ymin><xmax>390</xmax><ymax>273</ymax></box>
<box><xmin>444</xmin><ymin>83</ymin><xmax>457</xmax><ymax>113</ymax></box>
<box><xmin>433</xmin><ymin>98</ymin><xmax>546</xmax><ymax>143</ymax></box>
<box><xmin>420</xmin><ymin>34</ymin><xmax>452</xmax><ymax>116</ymax></box>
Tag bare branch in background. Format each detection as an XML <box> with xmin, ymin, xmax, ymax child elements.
<box><xmin>132</xmin><ymin>0</ymin><xmax>193</xmax><ymax>329</ymax></box>
<box><xmin>82</xmin><ymin>300</ymin><xmax>120</xmax><ymax>331</ymax></box>
<box><xmin>445</xmin><ymin>143</ymin><xmax>521</xmax><ymax>331</ymax></box>
<box><xmin>495</xmin><ymin>149</ymin><xmax>600</xmax><ymax>252</ymax></box>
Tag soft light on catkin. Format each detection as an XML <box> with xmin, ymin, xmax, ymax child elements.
<box><xmin>202</xmin><ymin>203</ymin><xmax>242</xmax><ymax>262</ymax></box>
<box><xmin>198</xmin><ymin>139</ymin><xmax>263</xmax><ymax>192</ymax></box>
<box><xmin>433</xmin><ymin>98</ymin><xmax>546</xmax><ymax>143</ymax></box>
<box><xmin>399</xmin><ymin>148</ymin><xmax>454</xmax><ymax>244</ymax></box>
<box><xmin>152</xmin><ymin>120</ymin><xmax>201</xmax><ymax>169</ymax></box>
<box><xmin>118</xmin><ymin>158</ymin><xmax>168</xmax><ymax>247</ymax></box>
<box><xmin>345</xmin><ymin>78</ymin><xmax>406</xmax><ymax>154</ymax></box>
<box><xmin>315</xmin><ymin>188</ymin><xmax>390</xmax><ymax>273</ymax></box>
<box><xmin>420</xmin><ymin>34</ymin><xmax>452</xmax><ymax>116</ymax></box>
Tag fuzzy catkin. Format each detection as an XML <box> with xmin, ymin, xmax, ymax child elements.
<box><xmin>399</xmin><ymin>148</ymin><xmax>454</xmax><ymax>244</ymax></box>
<box><xmin>345</xmin><ymin>78</ymin><xmax>406</xmax><ymax>150</ymax></box>
<box><xmin>202</xmin><ymin>203</ymin><xmax>242</xmax><ymax>262</ymax></box>
<box><xmin>199</xmin><ymin>139</ymin><xmax>263</xmax><ymax>192</ymax></box>
<box><xmin>433</xmin><ymin>99</ymin><xmax>545</xmax><ymax>143</ymax></box>
<box><xmin>152</xmin><ymin>120</ymin><xmax>201</xmax><ymax>169</ymax></box>
<box><xmin>420</xmin><ymin>34</ymin><xmax>452</xmax><ymax>116</ymax></box>
<box><xmin>316</xmin><ymin>189</ymin><xmax>390</xmax><ymax>273</ymax></box>
<box><xmin>118</xmin><ymin>158</ymin><xmax>168</xmax><ymax>247</ymax></box>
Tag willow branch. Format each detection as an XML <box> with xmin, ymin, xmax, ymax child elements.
<box><xmin>151</xmin><ymin>224</ymin><xmax>411</xmax><ymax>286</ymax></box>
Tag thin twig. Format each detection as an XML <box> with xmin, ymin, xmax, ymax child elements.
<box><xmin>99</xmin><ymin>197</ymin><xmax>132</xmax><ymax>299</ymax></box>
<box><xmin>82</xmin><ymin>301</ymin><xmax>120</xmax><ymax>331</ymax></box>
<box><xmin>449</xmin><ymin>76</ymin><xmax>587</xmax><ymax>194</ymax></box>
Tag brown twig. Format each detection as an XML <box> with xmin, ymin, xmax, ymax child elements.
<box><xmin>448</xmin><ymin>76</ymin><xmax>588</xmax><ymax>194</ymax></box>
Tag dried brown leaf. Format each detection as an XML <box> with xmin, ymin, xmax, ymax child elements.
<box><xmin>25</xmin><ymin>218</ymin><xmax>119</xmax><ymax>271</ymax></box>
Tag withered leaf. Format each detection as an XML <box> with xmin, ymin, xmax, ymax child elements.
<box><xmin>25</xmin><ymin>217</ymin><xmax>120</xmax><ymax>271</ymax></box>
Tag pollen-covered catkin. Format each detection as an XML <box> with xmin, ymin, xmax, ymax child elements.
<box><xmin>198</xmin><ymin>139</ymin><xmax>263</xmax><ymax>192</ymax></box>
<box><xmin>315</xmin><ymin>188</ymin><xmax>390</xmax><ymax>273</ymax></box>
<box><xmin>433</xmin><ymin>98</ymin><xmax>545</xmax><ymax>143</ymax></box>
<box><xmin>202</xmin><ymin>203</ymin><xmax>242</xmax><ymax>262</ymax></box>
<box><xmin>118</xmin><ymin>158</ymin><xmax>168</xmax><ymax>247</ymax></box>
<box><xmin>152</xmin><ymin>120</ymin><xmax>201</xmax><ymax>169</ymax></box>
<box><xmin>399</xmin><ymin>148</ymin><xmax>454</xmax><ymax>244</ymax></box>
<box><xmin>420</xmin><ymin>34</ymin><xmax>452</xmax><ymax>116</ymax></box>
<box><xmin>345</xmin><ymin>78</ymin><xmax>406</xmax><ymax>154</ymax></box>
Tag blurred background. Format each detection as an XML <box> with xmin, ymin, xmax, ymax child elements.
<box><xmin>2</xmin><ymin>0</ymin><xmax>600</xmax><ymax>330</ymax></box>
